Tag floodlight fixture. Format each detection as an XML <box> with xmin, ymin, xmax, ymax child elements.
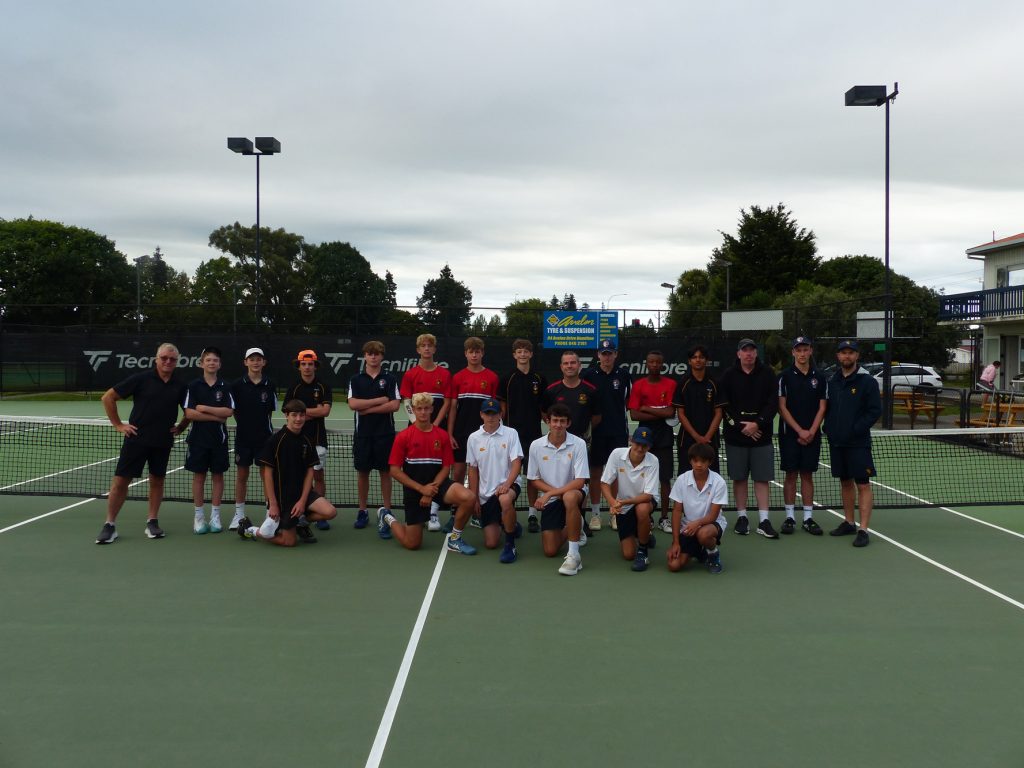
<box><xmin>844</xmin><ymin>85</ymin><xmax>888</xmax><ymax>107</ymax></box>
<box><xmin>227</xmin><ymin>137</ymin><xmax>254</xmax><ymax>154</ymax></box>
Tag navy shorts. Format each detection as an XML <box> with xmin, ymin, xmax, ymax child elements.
<box><xmin>479</xmin><ymin>484</ymin><xmax>521</xmax><ymax>527</ymax></box>
<box><xmin>403</xmin><ymin>476</ymin><xmax>455</xmax><ymax>525</ymax></box>
<box><xmin>829</xmin><ymin>446</ymin><xmax>876</xmax><ymax>484</ymax></box>
<box><xmin>354</xmin><ymin>433</ymin><xmax>396</xmax><ymax>473</ymax></box>
<box><xmin>678</xmin><ymin>522</ymin><xmax>723</xmax><ymax>557</ymax></box>
<box><xmin>589</xmin><ymin>434</ymin><xmax>628</xmax><ymax>467</ymax></box>
<box><xmin>115</xmin><ymin>441</ymin><xmax>173</xmax><ymax>479</ymax></box>
<box><xmin>184</xmin><ymin>442</ymin><xmax>230</xmax><ymax>474</ymax></box>
<box><xmin>778</xmin><ymin>435</ymin><xmax>822</xmax><ymax>473</ymax></box>
<box><xmin>539</xmin><ymin>489</ymin><xmax>585</xmax><ymax>531</ymax></box>
<box><xmin>615</xmin><ymin>506</ymin><xmax>654</xmax><ymax>541</ymax></box>
<box><xmin>235</xmin><ymin>436</ymin><xmax>271</xmax><ymax>467</ymax></box>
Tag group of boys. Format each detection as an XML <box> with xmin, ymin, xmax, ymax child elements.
<box><xmin>95</xmin><ymin>333</ymin><xmax>881</xmax><ymax>573</ymax></box>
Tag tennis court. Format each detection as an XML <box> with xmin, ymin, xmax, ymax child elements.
<box><xmin>2</xmin><ymin>403</ymin><xmax>1024</xmax><ymax>766</ymax></box>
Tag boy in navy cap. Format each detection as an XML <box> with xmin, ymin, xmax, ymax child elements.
<box><xmin>466</xmin><ymin>397</ymin><xmax>524</xmax><ymax>563</ymax></box>
<box><xmin>599</xmin><ymin>426</ymin><xmax>660</xmax><ymax>572</ymax></box>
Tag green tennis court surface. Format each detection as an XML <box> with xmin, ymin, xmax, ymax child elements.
<box><xmin>3</xmin><ymin>492</ymin><xmax>1023</xmax><ymax>767</ymax></box>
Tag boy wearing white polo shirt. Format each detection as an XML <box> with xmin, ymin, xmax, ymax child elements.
<box><xmin>527</xmin><ymin>403</ymin><xmax>589</xmax><ymax>576</ymax></box>
<box><xmin>600</xmin><ymin>426</ymin><xmax>661</xmax><ymax>572</ymax></box>
<box><xmin>667</xmin><ymin>442</ymin><xmax>728</xmax><ymax>574</ymax></box>
<box><xmin>466</xmin><ymin>398</ymin><xmax>524</xmax><ymax>563</ymax></box>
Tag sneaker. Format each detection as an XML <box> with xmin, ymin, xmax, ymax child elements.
<box><xmin>757</xmin><ymin>520</ymin><xmax>780</xmax><ymax>539</ymax></box>
<box><xmin>514</xmin><ymin>522</ymin><xmax>523</xmax><ymax>539</ymax></box>
<box><xmin>659</xmin><ymin>517</ymin><xmax>673</xmax><ymax>534</ymax></box>
<box><xmin>578</xmin><ymin>529</ymin><xmax>587</xmax><ymax>548</ymax></box>
<box><xmin>442</xmin><ymin>516</ymin><xmax>455</xmax><ymax>534</ymax></box>
<box><xmin>610</xmin><ymin>514</ymin><xmax>618</xmax><ymax>531</ymax></box>
<box><xmin>95</xmin><ymin>522</ymin><xmax>118</xmax><ymax>545</ymax></box>
<box><xmin>469</xmin><ymin>516</ymin><xmax>482</xmax><ymax>529</ymax></box>
<box><xmin>853</xmin><ymin>530</ymin><xmax>870</xmax><ymax>548</ymax></box>
<box><xmin>228</xmin><ymin>511</ymin><xmax>245</xmax><ymax>531</ymax></box>
<box><xmin>631</xmin><ymin>550</ymin><xmax>649</xmax><ymax>572</ymax></box>
<box><xmin>377</xmin><ymin>508</ymin><xmax>393</xmax><ymax>540</ymax></box>
<box><xmin>707</xmin><ymin>550</ymin><xmax>723</xmax><ymax>574</ymax></box>
<box><xmin>830</xmin><ymin>520</ymin><xmax>857</xmax><ymax>537</ymax></box>
<box><xmin>734</xmin><ymin>515</ymin><xmax>750</xmax><ymax>535</ymax></box>
<box><xmin>558</xmin><ymin>553</ymin><xmax>582</xmax><ymax>576</ymax></box>
<box><xmin>427</xmin><ymin>515</ymin><xmax>442</xmax><ymax>532</ymax></box>
<box><xmin>780</xmin><ymin>517</ymin><xmax>796</xmax><ymax>535</ymax></box>
<box><xmin>193</xmin><ymin>518</ymin><xmax>209</xmax><ymax>535</ymax></box>
<box><xmin>354</xmin><ymin>509</ymin><xmax>369</xmax><ymax>529</ymax></box>
<box><xmin>145</xmin><ymin>519</ymin><xmax>165</xmax><ymax>539</ymax></box>
<box><xmin>447</xmin><ymin>535</ymin><xmax>477</xmax><ymax>555</ymax></box>
<box><xmin>209</xmin><ymin>514</ymin><xmax>223</xmax><ymax>534</ymax></box>
<box><xmin>802</xmin><ymin>518</ymin><xmax>824</xmax><ymax>536</ymax></box>
<box><xmin>527</xmin><ymin>514</ymin><xmax>539</xmax><ymax>533</ymax></box>
<box><xmin>646</xmin><ymin>532</ymin><xmax>657</xmax><ymax>549</ymax></box>
<box><xmin>589</xmin><ymin>513</ymin><xmax>602</xmax><ymax>531</ymax></box>
<box><xmin>236</xmin><ymin>516</ymin><xmax>253</xmax><ymax>539</ymax></box>
<box><xmin>499</xmin><ymin>542</ymin><xmax>518</xmax><ymax>563</ymax></box>
<box><xmin>315</xmin><ymin>519</ymin><xmax>331</xmax><ymax>531</ymax></box>
<box><xmin>296</xmin><ymin>524</ymin><xmax>318</xmax><ymax>543</ymax></box>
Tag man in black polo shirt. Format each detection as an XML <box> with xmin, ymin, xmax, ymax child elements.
<box><xmin>582</xmin><ymin>339</ymin><xmax>631</xmax><ymax>531</ymax></box>
<box><xmin>237</xmin><ymin>400</ymin><xmax>337</xmax><ymax>546</ymax></box>
<box><xmin>284</xmin><ymin>349</ymin><xmax>332</xmax><ymax>528</ymax></box>
<box><xmin>777</xmin><ymin>336</ymin><xmax>827</xmax><ymax>535</ymax></box>
<box><xmin>541</xmin><ymin>350</ymin><xmax>602</xmax><ymax>441</ymax></box>
<box><xmin>95</xmin><ymin>342</ymin><xmax>189</xmax><ymax>544</ymax></box>
<box><xmin>183</xmin><ymin>346</ymin><xmax>235</xmax><ymax>534</ymax></box>
<box><xmin>673</xmin><ymin>344</ymin><xmax>723</xmax><ymax>475</ymax></box>
<box><xmin>497</xmin><ymin>338</ymin><xmax>547</xmax><ymax>529</ymax></box>
<box><xmin>229</xmin><ymin>346</ymin><xmax>277</xmax><ymax>530</ymax></box>
<box><xmin>347</xmin><ymin>340</ymin><xmax>401</xmax><ymax>531</ymax></box>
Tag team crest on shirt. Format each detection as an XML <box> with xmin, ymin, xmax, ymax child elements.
<box><xmin>811</xmin><ymin>379</ymin><xmax>819</xmax><ymax>389</ymax></box>
<box><xmin>659</xmin><ymin>392</ymin><xmax>668</xmax><ymax>403</ymax></box>
<box><xmin>480</xmin><ymin>381</ymin><xmax>489</xmax><ymax>390</ymax></box>
<box><xmin>479</xmin><ymin>446</ymin><xmax>486</xmax><ymax>452</ymax></box>
<box><xmin>215</xmin><ymin>391</ymin><xmax>224</xmax><ymax>402</ymax></box>
<box><xmin>578</xmin><ymin>394</ymin><xmax>588</xmax><ymax>405</ymax></box>
<box><xmin>260</xmin><ymin>392</ymin><xmax>269</xmax><ymax>402</ymax></box>
<box><xmin>433</xmin><ymin>439</ymin><xmax>441</xmax><ymax>450</ymax></box>
<box><xmin>532</xmin><ymin>382</ymin><xmax>539</xmax><ymax>395</ymax></box>
<box><xmin>612</xmin><ymin>380</ymin><xmax>621</xmax><ymax>390</ymax></box>
<box><xmin>379</xmin><ymin>379</ymin><xmax>387</xmax><ymax>390</ymax></box>
<box><xmin>851</xmin><ymin>387</ymin><xmax>857</xmax><ymax>394</ymax></box>
<box><xmin>706</xmin><ymin>387</ymin><xmax>713</xmax><ymax>402</ymax></box>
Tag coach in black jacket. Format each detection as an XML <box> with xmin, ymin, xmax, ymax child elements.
<box><xmin>715</xmin><ymin>339</ymin><xmax>779</xmax><ymax>538</ymax></box>
<box><xmin>824</xmin><ymin>340</ymin><xmax>881</xmax><ymax>547</ymax></box>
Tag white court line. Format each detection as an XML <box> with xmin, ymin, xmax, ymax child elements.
<box><xmin>364</xmin><ymin>538</ymin><xmax>451</xmax><ymax>768</ymax></box>
<box><xmin>1</xmin><ymin>454</ymin><xmax>119</xmax><ymax>492</ymax></box>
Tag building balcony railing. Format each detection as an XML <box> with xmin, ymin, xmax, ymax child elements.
<box><xmin>938</xmin><ymin>285</ymin><xmax>1024</xmax><ymax>322</ymax></box>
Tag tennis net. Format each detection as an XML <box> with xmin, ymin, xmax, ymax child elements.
<box><xmin>2</xmin><ymin>416</ymin><xmax>1023</xmax><ymax>510</ymax></box>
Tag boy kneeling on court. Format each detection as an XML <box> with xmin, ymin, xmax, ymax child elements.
<box><xmin>381</xmin><ymin>392</ymin><xmax>477</xmax><ymax>554</ymax></box>
<box><xmin>237</xmin><ymin>399</ymin><xmax>337</xmax><ymax>546</ymax></box>
<box><xmin>600</xmin><ymin>426</ymin><xmax>661</xmax><ymax>572</ymax></box>
<box><xmin>666</xmin><ymin>443</ymin><xmax>728</xmax><ymax>574</ymax></box>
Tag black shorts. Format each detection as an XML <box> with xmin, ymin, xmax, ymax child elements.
<box><xmin>615</xmin><ymin>506</ymin><xmax>652</xmax><ymax>541</ymax></box>
<box><xmin>651</xmin><ymin>446</ymin><xmax>674</xmax><ymax>484</ymax></box>
<box><xmin>589</xmin><ymin>434</ymin><xmax>628</xmax><ymax>467</ymax></box>
<box><xmin>479</xmin><ymin>484</ymin><xmax>521</xmax><ymax>527</ymax></box>
<box><xmin>353</xmin><ymin>433</ymin><xmax>396</xmax><ymax>473</ymax></box>
<box><xmin>539</xmin><ymin>489</ymin><xmax>585</xmax><ymax>531</ymax></box>
<box><xmin>115</xmin><ymin>441</ymin><xmax>173</xmax><ymax>479</ymax></box>
<box><xmin>678</xmin><ymin>522</ymin><xmax>723</xmax><ymax>557</ymax></box>
<box><xmin>270</xmin><ymin>490</ymin><xmax>323</xmax><ymax>530</ymax></box>
<box><xmin>829</xmin><ymin>446</ymin><xmax>876</xmax><ymax>483</ymax></box>
<box><xmin>184</xmin><ymin>442</ymin><xmax>230</xmax><ymax>474</ymax></box>
<box><xmin>235</xmin><ymin>436</ymin><xmax>271</xmax><ymax>467</ymax></box>
<box><xmin>403</xmin><ymin>477</ymin><xmax>455</xmax><ymax>525</ymax></box>
<box><xmin>778</xmin><ymin>435</ymin><xmax>822</xmax><ymax>473</ymax></box>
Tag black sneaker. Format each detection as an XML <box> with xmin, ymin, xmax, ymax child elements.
<box><xmin>734</xmin><ymin>515</ymin><xmax>750</xmax><ymax>535</ymax></box>
<box><xmin>145</xmin><ymin>519</ymin><xmax>165</xmax><ymax>539</ymax></box>
<box><xmin>780</xmin><ymin>517</ymin><xmax>796</xmax><ymax>535</ymax></box>
<box><xmin>296</xmin><ymin>524</ymin><xmax>318</xmax><ymax>544</ymax></box>
<box><xmin>527</xmin><ymin>514</ymin><xmax>539</xmax><ymax>533</ymax></box>
<box><xmin>236</xmin><ymin>516</ymin><xmax>253</xmax><ymax>539</ymax></box>
<box><xmin>830</xmin><ymin>520</ymin><xmax>857</xmax><ymax>537</ymax></box>
<box><xmin>95</xmin><ymin>522</ymin><xmax>117</xmax><ymax>545</ymax></box>
<box><xmin>853</xmin><ymin>530</ymin><xmax>870</xmax><ymax>548</ymax></box>
<box><xmin>802</xmin><ymin>518</ymin><xmax>824</xmax><ymax>536</ymax></box>
<box><xmin>757</xmin><ymin>520</ymin><xmax>780</xmax><ymax>539</ymax></box>
<box><xmin>706</xmin><ymin>549</ymin><xmax>723</xmax><ymax>574</ymax></box>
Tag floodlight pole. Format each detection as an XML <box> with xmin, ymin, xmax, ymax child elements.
<box><xmin>133</xmin><ymin>255</ymin><xmax>148</xmax><ymax>334</ymax></box>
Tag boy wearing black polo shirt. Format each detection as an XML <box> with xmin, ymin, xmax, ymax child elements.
<box><xmin>230</xmin><ymin>346</ymin><xmax>277</xmax><ymax>530</ymax></box>
<box><xmin>497</xmin><ymin>338</ymin><xmax>547</xmax><ymax>528</ymax></box>
<box><xmin>237</xmin><ymin>400</ymin><xmax>337</xmax><ymax>546</ymax></box>
<box><xmin>183</xmin><ymin>346</ymin><xmax>235</xmax><ymax>534</ymax></box>
<box><xmin>777</xmin><ymin>336</ymin><xmax>827</xmax><ymax>535</ymax></box>
<box><xmin>583</xmin><ymin>339</ymin><xmax>631</xmax><ymax>531</ymax></box>
<box><xmin>348</xmin><ymin>340</ymin><xmax>401</xmax><ymax>531</ymax></box>
<box><xmin>285</xmin><ymin>349</ymin><xmax>332</xmax><ymax>528</ymax></box>
<box><xmin>673</xmin><ymin>344</ymin><xmax>722</xmax><ymax>475</ymax></box>
<box><xmin>383</xmin><ymin>393</ymin><xmax>477</xmax><ymax>554</ymax></box>
<box><xmin>96</xmin><ymin>342</ymin><xmax>188</xmax><ymax>544</ymax></box>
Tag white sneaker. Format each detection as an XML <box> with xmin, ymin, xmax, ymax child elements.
<box><xmin>588</xmin><ymin>513</ymin><xmax>602</xmax><ymax>531</ymax></box>
<box><xmin>610</xmin><ymin>514</ymin><xmax>618</xmax><ymax>531</ymax></box>
<box><xmin>578</xmin><ymin>530</ymin><xmax>588</xmax><ymax>548</ymax></box>
<box><xmin>228</xmin><ymin>511</ymin><xmax>245</xmax><ymax>531</ymax></box>
<box><xmin>659</xmin><ymin>517</ymin><xmax>673</xmax><ymax>534</ymax></box>
<box><xmin>427</xmin><ymin>515</ymin><xmax>442</xmax><ymax>532</ymax></box>
<box><xmin>209</xmin><ymin>513</ymin><xmax>222</xmax><ymax>533</ymax></box>
<box><xmin>193</xmin><ymin>517</ymin><xmax>209</xmax><ymax>535</ymax></box>
<box><xmin>558</xmin><ymin>553</ymin><xmax>582</xmax><ymax>576</ymax></box>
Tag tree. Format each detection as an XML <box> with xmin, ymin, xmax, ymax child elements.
<box><xmin>469</xmin><ymin>313</ymin><xmax>504</xmax><ymax>336</ymax></box>
<box><xmin>0</xmin><ymin>217</ymin><xmax>134</xmax><ymax>327</ymax></box>
<box><xmin>303</xmin><ymin>241</ymin><xmax>391</xmax><ymax>333</ymax></box>
<box><xmin>190</xmin><ymin>256</ymin><xmax>245</xmax><ymax>329</ymax></box>
<box><xmin>504</xmin><ymin>297</ymin><xmax>549</xmax><ymax>340</ymax></box>
<box><xmin>140</xmin><ymin>248</ymin><xmax>194</xmax><ymax>331</ymax></box>
<box><xmin>416</xmin><ymin>264</ymin><xmax>473</xmax><ymax>332</ymax></box>
<box><xmin>711</xmin><ymin>203</ymin><xmax>819</xmax><ymax>306</ymax></box>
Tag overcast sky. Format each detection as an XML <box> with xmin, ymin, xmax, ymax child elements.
<box><xmin>3</xmin><ymin>0</ymin><xmax>1021</xmax><ymax>313</ymax></box>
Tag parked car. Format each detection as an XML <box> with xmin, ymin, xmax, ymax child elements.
<box><xmin>864</xmin><ymin>362</ymin><xmax>943</xmax><ymax>392</ymax></box>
